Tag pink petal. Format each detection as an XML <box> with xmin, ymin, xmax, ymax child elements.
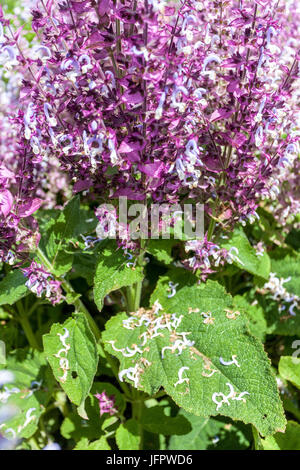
<box><xmin>18</xmin><ymin>198</ymin><xmax>43</xmax><ymax>217</ymax></box>
<box><xmin>0</xmin><ymin>190</ymin><xmax>13</xmax><ymax>217</ymax></box>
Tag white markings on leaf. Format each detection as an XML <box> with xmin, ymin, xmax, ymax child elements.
<box><xmin>54</xmin><ymin>328</ymin><xmax>70</xmax><ymax>383</ymax></box>
<box><xmin>174</xmin><ymin>367</ymin><xmax>190</xmax><ymax>387</ymax></box>
<box><xmin>167</xmin><ymin>282</ymin><xmax>179</xmax><ymax>298</ymax></box>
<box><xmin>17</xmin><ymin>407</ymin><xmax>37</xmax><ymax>434</ymax></box>
<box><xmin>219</xmin><ymin>355</ymin><xmax>240</xmax><ymax>368</ymax></box>
<box><xmin>212</xmin><ymin>382</ymin><xmax>250</xmax><ymax>411</ymax></box>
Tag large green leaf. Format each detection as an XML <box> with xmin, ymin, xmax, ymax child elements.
<box><xmin>94</xmin><ymin>241</ymin><xmax>144</xmax><ymax>310</ymax></box>
<box><xmin>103</xmin><ymin>274</ymin><xmax>285</xmax><ymax>436</ymax></box>
<box><xmin>169</xmin><ymin>410</ymin><xmax>251</xmax><ymax>450</ymax></box>
<box><xmin>219</xmin><ymin>227</ymin><xmax>270</xmax><ymax>280</ymax></box>
<box><xmin>0</xmin><ymin>349</ymin><xmax>54</xmax><ymax>439</ymax></box>
<box><xmin>0</xmin><ymin>270</ymin><xmax>29</xmax><ymax>306</ymax></box>
<box><xmin>43</xmin><ymin>313</ymin><xmax>98</xmax><ymax>406</ymax></box>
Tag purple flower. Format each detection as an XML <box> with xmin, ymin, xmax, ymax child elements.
<box><xmin>0</xmin><ymin>0</ymin><xmax>298</xmax><ymax>274</ymax></box>
<box><xmin>94</xmin><ymin>390</ymin><xmax>118</xmax><ymax>417</ymax></box>
<box><xmin>22</xmin><ymin>261</ymin><xmax>62</xmax><ymax>305</ymax></box>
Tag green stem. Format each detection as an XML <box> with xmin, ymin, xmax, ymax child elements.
<box><xmin>132</xmin><ymin>388</ymin><xmax>145</xmax><ymax>450</ymax></box>
<box><xmin>125</xmin><ymin>285</ymin><xmax>136</xmax><ymax>313</ymax></box>
<box><xmin>16</xmin><ymin>301</ymin><xmax>41</xmax><ymax>350</ymax></box>
<box><xmin>207</xmin><ymin>212</ymin><xmax>216</xmax><ymax>241</ymax></box>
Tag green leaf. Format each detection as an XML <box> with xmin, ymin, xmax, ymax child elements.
<box><xmin>38</xmin><ymin>197</ymin><xmax>80</xmax><ymax>276</ymax></box>
<box><xmin>94</xmin><ymin>241</ymin><xmax>144</xmax><ymax>310</ymax></box>
<box><xmin>141</xmin><ymin>405</ymin><xmax>191</xmax><ymax>435</ymax></box>
<box><xmin>116</xmin><ymin>419</ymin><xmax>140</xmax><ymax>450</ymax></box>
<box><xmin>43</xmin><ymin>312</ymin><xmax>98</xmax><ymax>406</ymax></box>
<box><xmin>0</xmin><ymin>270</ymin><xmax>29</xmax><ymax>306</ymax></box>
<box><xmin>219</xmin><ymin>227</ymin><xmax>270</xmax><ymax>280</ymax></box>
<box><xmin>146</xmin><ymin>239</ymin><xmax>177</xmax><ymax>265</ymax></box>
<box><xmin>103</xmin><ymin>275</ymin><xmax>285</xmax><ymax>436</ymax></box>
<box><xmin>74</xmin><ymin>436</ymin><xmax>111</xmax><ymax>450</ymax></box>
<box><xmin>0</xmin><ymin>349</ymin><xmax>54</xmax><ymax>439</ymax></box>
<box><xmin>169</xmin><ymin>410</ymin><xmax>251</xmax><ymax>450</ymax></box>
<box><xmin>69</xmin><ymin>253</ymin><xmax>97</xmax><ymax>286</ymax></box>
<box><xmin>279</xmin><ymin>356</ymin><xmax>300</xmax><ymax>389</ymax></box>
<box><xmin>258</xmin><ymin>421</ymin><xmax>300</xmax><ymax>450</ymax></box>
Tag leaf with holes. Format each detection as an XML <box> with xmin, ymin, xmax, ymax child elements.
<box><xmin>103</xmin><ymin>275</ymin><xmax>285</xmax><ymax>436</ymax></box>
<box><xmin>43</xmin><ymin>312</ymin><xmax>98</xmax><ymax>406</ymax></box>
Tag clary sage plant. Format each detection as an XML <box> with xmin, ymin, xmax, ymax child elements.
<box><xmin>0</xmin><ymin>0</ymin><xmax>299</xmax><ymax>451</ymax></box>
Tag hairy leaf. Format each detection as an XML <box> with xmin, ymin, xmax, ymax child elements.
<box><xmin>43</xmin><ymin>313</ymin><xmax>98</xmax><ymax>406</ymax></box>
<box><xmin>94</xmin><ymin>241</ymin><xmax>144</xmax><ymax>310</ymax></box>
<box><xmin>103</xmin><ymin>275</ymin><xmax>285</xmax><ymax>436</ymax></box>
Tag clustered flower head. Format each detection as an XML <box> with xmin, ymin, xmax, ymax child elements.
<box><xmin>94</xmin><ymin>390</ymin><xmax>118</xmax><ymax>417</ymax></box>
<box><xmin>0</xmin><ymin>0</ymin><xmax>299</xmax><ymax>277</ymax></box>
<box><xmin>22</xmin><ymin>261</ymin><xmax>62</xmax><ymax>305</ymax></box>
<box><xmin>184</xmin><ymin>234</ymin><xmax>228</xmax><ymax>275</ymax></box>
